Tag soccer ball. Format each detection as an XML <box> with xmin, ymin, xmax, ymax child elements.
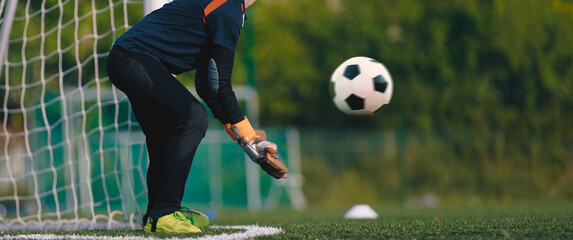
<box><xmin>330</xmin><ymin>57</ymin><xmax>393</xmax><ymax>115</ymax></box>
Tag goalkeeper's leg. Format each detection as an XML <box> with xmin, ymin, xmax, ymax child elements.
<box><xmin>107</xmin><ymin>47</ymin><xmax>208</xmax><ymax>232</ymax></box>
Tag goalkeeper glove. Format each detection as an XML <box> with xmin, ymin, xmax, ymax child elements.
<box><xmin>224</xmin><ymin>117</ymin><xmax>288</xmax><ymax>179</ymax></box>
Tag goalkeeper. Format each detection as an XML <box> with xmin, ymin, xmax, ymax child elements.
<box><xmin>106</xmin><ymin>0</ymin><xmax>288</xmax><ymax>234</ymax></box>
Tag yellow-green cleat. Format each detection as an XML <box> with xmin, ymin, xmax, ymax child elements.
<box><xmin>143</xmin><ymin>211</ymin><xmax>201</xmax><ymax>233</ymax></box>
<box><xmin>179</xmin><ymin>207</ymin><xmax>209</xmax><ymax>229</ymax></box>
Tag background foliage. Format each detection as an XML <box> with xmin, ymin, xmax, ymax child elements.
<box><xmin>1</xmin><ymin>0</ymin><xmax>572</xmax><ymax>208</ymax></box>
<box><xmin>242</xmin><ymin>0</ymin><xmax>573</xmax><ymax>206</ymax></box>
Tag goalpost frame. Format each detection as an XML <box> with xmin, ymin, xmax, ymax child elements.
<box><xmin>143</xmin><ymin>0</ymin><xmax>170</xmax><ymax>15</ymax></box>
<box><xmin>0</xmin><ymin>0</ymin><xmax>18</xmax><ymax>78</ymax></box>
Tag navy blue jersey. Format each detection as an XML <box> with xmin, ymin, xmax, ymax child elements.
<box><xmin>114</xmin><ymin>0</ymin><xmax>246</xmax><ymax>74</ymax></box>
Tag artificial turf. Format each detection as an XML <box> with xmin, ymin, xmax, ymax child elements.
<box><xmin>1</xmin><ymin>202</ymin><xmax>572</xmax><ymax>239</ymax></box>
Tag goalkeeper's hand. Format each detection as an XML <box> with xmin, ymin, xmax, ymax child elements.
<box><xmin>225</xmin><ymin>117</ymin><xmax>288</xmax><ymax>179</ymax></box>
<box><xmin>245</xmin><ymin>139</ymin><xmax>288</xmax><ymax>179</ymax></box>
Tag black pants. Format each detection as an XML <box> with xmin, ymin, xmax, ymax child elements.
<box><xmin>107</xmin><ymin>46</ymin><xmax>208</xmax><ymax>220</ymax></box>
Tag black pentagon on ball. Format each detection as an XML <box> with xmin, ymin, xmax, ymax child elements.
<box><xmin>343</xmin><ymin>64</ymin><xmax>360</xmax><ymax>80</ymax></box>
<box><xmin>373</xmin><ymin>75</ymin><xmax>388</xmax><ymax>93</ymax></box>
<box><xmin>345</xmin><ymin>94</ymin><xmax>365</xmax><ymax>110</ymax></box>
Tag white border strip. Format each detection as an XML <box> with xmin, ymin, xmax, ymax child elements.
<box><xmin>0</xmin><ymin>225</ymin><xmax>283</xmax><ymax>240</ymax></box>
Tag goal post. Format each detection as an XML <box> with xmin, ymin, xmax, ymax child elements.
<box><xmin>0</xmin><ymin>0</ymin><xmax>17</xmax><ymax>79</ymax></box>
<box><xmin>0</xmin><ymin>0</ymin><xmax>305</xmax><ymax>232</ymax></box>
<box><xmin>143</xmin><ymin>0</ymin><xmax>170</xmax><ymax>15</ymax></box>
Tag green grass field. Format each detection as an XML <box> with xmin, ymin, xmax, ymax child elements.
<box><xmin>1</xmin><ymin>202</ymin><xmax>572</xmax><ymax>239</ymax></box>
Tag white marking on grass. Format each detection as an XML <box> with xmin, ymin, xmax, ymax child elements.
<box><xmin>0</xmin><ymin>225</ymin><xmax>283</xmax><ymax>240</ymax></box>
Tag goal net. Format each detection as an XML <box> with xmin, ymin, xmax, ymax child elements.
<box><xmin>0</xmin><ymin>0</ymin><xmax>305</xmax><ymax>232</ymax></box>
<box><xmin>0</xmin><ymin>0</ymin><xmax>148</xmax><ymax>231</ymax></box>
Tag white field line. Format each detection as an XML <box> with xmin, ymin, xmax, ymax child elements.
<box><xmin>0</xmin><ymin>225</ymin><xmax>283</xmax><ymax>240</ymax></box>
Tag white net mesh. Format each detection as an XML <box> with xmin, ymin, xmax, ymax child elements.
<box><xmin>0</xmin><ymin>0</ymin><xmax>146</xmax><ymax>231</ymax></box>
